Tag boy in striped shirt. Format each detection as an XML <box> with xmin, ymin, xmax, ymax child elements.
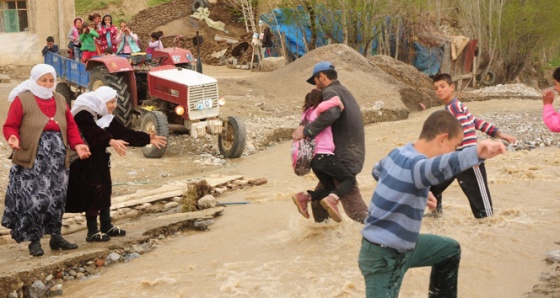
<box><xmin>359</xmin><ymin>110</ymin><xmax>506</xmax><ymax>297</ymax></box>
<box><xmin>430</xmin><ymin>74</ymin><xmax>516</xmax><ymax>218</ymax></box>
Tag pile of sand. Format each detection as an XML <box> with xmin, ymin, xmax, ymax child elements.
<box><xmin>220</xmin><ymin>44</ymin><xmax>439</xmax><ymax>123</ymax></box>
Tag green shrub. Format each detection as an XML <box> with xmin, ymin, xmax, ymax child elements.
<box><xmin>75</xmin><ymin>0</ymin><xmax>122</xmax><ymax>16</ymax></box>
<box><xmin>148</xmin><ymin>0</ymin><xmax>174</xmax><ymax>6</ymax></box>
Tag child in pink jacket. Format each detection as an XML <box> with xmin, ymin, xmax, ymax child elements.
<box><xmin>542</xmin><ymin>67</ymin><xmax>560</xmax><ymax>131</ymax></box>
<box><xmin>292</xmin><ymin>89</ymin><xmax>353</xmax><ymax>223</ymax></box>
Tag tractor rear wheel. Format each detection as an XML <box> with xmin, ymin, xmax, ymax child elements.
<box><xmin>88</xmin><ymin>66</ymin><xmax>134</xmax><ymax>127</ymax></box>
<box><xmin>140</xmin><ymin>111</ymin><xmax>169</xmax><ymax>158</ymax></box>
<box><xmin>55</xmin><ymin>82</ymin><xmax>73</xmax><ymax>107</ymax></box>
<box><xmin>218</xmin><ymin>116</ymin><xmax>246</xmax><ymax>158</ymax></box>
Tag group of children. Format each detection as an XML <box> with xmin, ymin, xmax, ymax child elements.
<box><xmin>45</xmin><ymin>13</ymin><xmax>165</xmax><ymax>63</ymax></box>
<box><xmin>293</xmin><ymin>65</ymin><xmax>525</xmax><ymax>296</ymax></box>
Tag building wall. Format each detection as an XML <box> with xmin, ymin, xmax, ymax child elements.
<box><xmin>0</xmin><ymin>0</ymin><xmax>75</xmax><ymax>66</ymax></box>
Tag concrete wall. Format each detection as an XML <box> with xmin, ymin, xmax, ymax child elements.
<box><xmin>0</xmin><ymin>0</ymin><xmax>75</xmax><ymax>66</ymax></box>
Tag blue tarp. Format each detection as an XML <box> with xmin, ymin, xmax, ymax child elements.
<box><xmin>261</xmin><ymin>8</ymin><xmax>444</xmax><ymax>75</ymax></box>
<box><xmin>412</xmin><ymin>42</ymin><xmax>443</xmax><ymax>76</ymax></box>
<box><xmin>261</xmin><ymin>8</ymin><xmax>328</xmax><ymax>58</ymax></box>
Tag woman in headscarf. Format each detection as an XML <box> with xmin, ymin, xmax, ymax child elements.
<box><xmin>2</xmin><ymin>64</ymin><xmax>91</xmax><ymax>257</ymax></box>
<box><xmin>66</xmin><ymin>86</ymin><xmax>167</xmax><ymax>242</ymax></box>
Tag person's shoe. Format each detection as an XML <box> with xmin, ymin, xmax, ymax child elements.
<box><xmin>102</xmin><ymin>226</ymin><xmax>126</xmax><ymax>237</ymax></box>
<box><xmin>29</xmin><ymin>241</ymin><xmax>44</xmax><ymax>257</ymax></box>
<box><xmin>292</xmin><ymin>192</ymin><xmax>311</xmax><ymax>219</ymax></box>
<box><xmin>86</xmin><ymin>232</ymin><xmax>111</xmax><ymax>242</ymax></box>
<box><xmin>320</xmin><ymin>194</ymin><xmax>342</xmax><ymax>223</ymax></box>
<box><xmin>49</xmin><ymin>235</ymin><xmax>78</xmax><ymax>250</ymax></box>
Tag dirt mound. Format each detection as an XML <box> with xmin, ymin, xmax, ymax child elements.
<box><xmin>369</xmin><ymin>55</ymin><xmax>440</xmax><ymax>111</ymax></box>
<box><xmin>256</xmin><ymin>44</ymin><xmax>407</xmax><ymax>113</ymax></box>
<box><xmin>128</xmin><ymin>0</ymin><xmax>252</xmax><ymax>65</ymax></box>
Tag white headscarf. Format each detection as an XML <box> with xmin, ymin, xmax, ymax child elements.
<box><xmin>71</xmin><ymin>86</ymin><xmax>118</xmax><ymax>128</ymax></box>
<box><xmin>8</xmin><ymin>64</ymin><xmax>56</xmax><ymax>101</ymax></box>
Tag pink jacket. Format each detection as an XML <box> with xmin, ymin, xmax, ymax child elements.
<box><xmin>302</xmin><ymin>97</ymin><xmax>344</xmax><ymax>155</ymax></box>
<box><xmin>543</xmin><ymin>104</ymin><xmax>560</xmax><ymax>132</ymax></box>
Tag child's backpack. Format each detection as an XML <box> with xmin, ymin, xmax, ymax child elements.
<box><xmin>291</xmin><ymin>110</ymin><xmax>317</xmax><ymax>176</ymax></box>
<box><xmin>291</xmin><ymin>137</ymin><xmax>316</xmax><ymax>176</ymax></box>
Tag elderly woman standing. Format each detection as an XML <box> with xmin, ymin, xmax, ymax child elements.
<box><xmin>66</xmin><ymin>87</ymin><xmax>166</xmax><ymax>242</ymax></box>
<box><xmin>2</xmin><ymin>64</ymin><xmax>91</xmax><ymax>257</ymax></box>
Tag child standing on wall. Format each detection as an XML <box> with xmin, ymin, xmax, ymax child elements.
<box><xmin>291</xmin><ymin>89</ymin><xmax>354</xmax><ymax>223</ymax></box>
<box><xmin>80</xmin><ymin>22</ymin><xmax>100</xmax><ymax>63</ymax></box>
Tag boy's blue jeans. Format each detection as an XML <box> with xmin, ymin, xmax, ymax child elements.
<box><xmin>358</xmin><ymin>234</ymin><xmax>461</xmax><ymax>298</ymax></box>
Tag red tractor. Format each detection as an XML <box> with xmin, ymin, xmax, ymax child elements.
<box><xmin>47</xmin><ymin>47</ymin><xmax>246</xmax><ymax>159</ymax></box>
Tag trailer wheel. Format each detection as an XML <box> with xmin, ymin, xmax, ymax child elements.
<box><xmin>218</xmin><ymin>116</ymin><xmax>246</xmax><ymax>158</ymax></box>
<box><xmin>88</xmin><ymin>66</ymin><xmax>134</xmax><ymax>127</ymax></box>
<box><xmin>192</xmin><ymin>0</ymin><xmax>209</xmax><ymax>12</ymax></box>
<box><xmin>55</xmin><ymin>82</ymin><xmax>73</xmax><ymax>107</ymax></box>
<box><xmin>140</xmin><ymin>111</ymin><xmax>169</xmax><ymax>158</ymax></box>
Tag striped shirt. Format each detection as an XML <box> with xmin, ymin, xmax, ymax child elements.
<box><xmin>446</xmin><ymin>98</ymin><xmax>498</xmax><ymax>149</ymax></box>
<box><xmin>361</xmin><ymin>143</ymin><xmax>480</xmax><ymax>253</ymax></box>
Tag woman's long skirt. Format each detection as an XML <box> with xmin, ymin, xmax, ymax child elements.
<box><xmin>1</xmin><ymin>132</ymin><xmax>69</xmax><ymax>243</ymax></box>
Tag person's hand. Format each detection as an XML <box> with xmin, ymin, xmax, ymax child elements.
<box><xmin>149</xmin><ymin>134</ymin><xmax>167</xmax><ymax>149</ymax></box>
<box><xmin>543</xmin><ymin>88</ymin><xmax>555</xmax><ymax>105</ymax></box>
<box><xmin>109</xmin><ymin>139</ymin><xmax>129</xmax><ymax>156</ymax></box>
<box><xmin>292</xmin><ymin>126</ymin><xmax>304</xmax><ymax>140</ymax></box>
<box><xmin>476</xmin><ymin>139</ymin><xmax>506</xmax><ymax>159</ymax></box>
<box><xmin>7</xmin><ymin>135</ymin><xmax>20</xmax><ymax>150</ymax></box>
<box><xmin>75</xmin><ymin>144</ymin><xmax>91</xmax><ymax>159</ymax></box>
<box><xmin>427</xmin><ymin>192</ymin><xmax>437</xmax><ymax>211</ymax></box>
<box><xmin>497</xmin><ymin>132</ymin><xmax>516</xmax><ymax>145</ymax></box>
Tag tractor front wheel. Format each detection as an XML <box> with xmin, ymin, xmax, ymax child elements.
<box><xmin>218</xmin><ymin>116</ymin><xmax>246</xmax><ymax>158</ymax></box>
<box><xmin>88</xmin><ymin>66</ymin><xmax>134</xmax><ymax>127</ymax></box>
<box><xmin>140</xmin><ymin>111</ymin><xmax>169</xmax><ymax>158</ymax></box>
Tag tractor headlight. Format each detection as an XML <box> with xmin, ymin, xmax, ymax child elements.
<box><xmin>218</xmin><ymin>96</ymin><xmax>226</xmax><ymax>106</ymax></box>
<box><xmin>175</xmin><ymin>105</ymin><xmax>185</xmax><ymax>115</ymax></box>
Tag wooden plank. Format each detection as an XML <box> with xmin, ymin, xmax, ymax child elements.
<box><xmin>214</xmin><ymin>34</ymin><xmax>238</xmax><ymax>44</ymax></box>
<box><xmin>204</xmin><ymin>175</ymin><xmax>244</xmax><ymax>187</ymax></box>
<box><xmin>111</xmin><ymin>190</ymin><xmax>184</xmax><ymax>210</ymax></box>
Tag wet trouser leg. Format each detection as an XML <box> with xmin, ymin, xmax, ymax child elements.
<box><xmin>311</xmin><ymin>181</ymin><xmax>368</xmax><ymax>223</ymax></box>
<box><xmin>429</xmin><ymin>178</ymin><xmax>455</xmax><ymax>211</ymax></box>
<box><xmin>311</xmin><ymin>154</ymin><xmax>356</xmax><ymax>198</ymax></box>
<box><xmin>358</xmin><ymin>234</ymin><xmax>460</xmax><ymax>298</ymax></box>
<box><xmin>456</xmin><ymin>163</ymin><xmax>493</xmax><ymax>218</ymax></box>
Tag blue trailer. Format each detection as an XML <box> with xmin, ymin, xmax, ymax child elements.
<box><xmin>44</xmin><ymin>51</ymin><xmax>90</xmax><ymax>104</ymax></box>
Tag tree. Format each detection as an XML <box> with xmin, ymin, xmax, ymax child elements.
<box><xmin>442</xmin><ymin>0</ymin><xmax>560</xmax><ymax>83</ymax></box>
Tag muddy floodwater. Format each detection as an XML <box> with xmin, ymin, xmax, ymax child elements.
<box><xmin>56</xmin><ymin>99</ymin><xmax>560</xmax><ymax>298</ymax></box>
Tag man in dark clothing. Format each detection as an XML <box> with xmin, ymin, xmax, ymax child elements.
<box><xmin>292</xmin><ymin>61</ymin><xmax>368</xmax><ymax>223</ymax></box>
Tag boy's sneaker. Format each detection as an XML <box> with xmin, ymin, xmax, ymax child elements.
<box><xmin>292</xmin><ymin>192</ymin><xmax>311</xmax><ymax>219</ymax></box>
<box><xmin>320</xmin><ymin>194</ymin><xmax>342</xmax><ymax>222</ymax></box>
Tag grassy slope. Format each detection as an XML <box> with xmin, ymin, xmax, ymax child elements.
<box><xmin>75</xmin><ymin>0</ymin><xmax>173</xmax><ymax>18</ymax></box>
